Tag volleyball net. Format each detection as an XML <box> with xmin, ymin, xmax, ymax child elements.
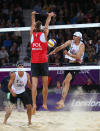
<box><xmin>0</xmin><ymin>23</ymin><xmax>100</xmax><ymax>112</ymax></box>
<box><xmin>0</xmin><ymin>22</ymin><xmax>100</xmax><ymax>70</ymax></box>
<box><xmin>0</xmin><ymin>23</ymin><xmax>100</xmax><ymax>89</ymax></box>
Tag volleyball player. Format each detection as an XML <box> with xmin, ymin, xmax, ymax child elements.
<box><xmin>30</xmin><ymin>11</ymin><xmax>55</xmax><ymax>114</ymax></box>
<box><xmin>49</xmin><ymin>32</ymin><xmax>85</xmax><ymax>109</ymax></box>
<box><xmin>3</xmin><ymin>63</ymin><xmax>32</xmax><ymax>125</ymax></box>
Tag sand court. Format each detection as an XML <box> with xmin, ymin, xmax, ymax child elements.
<box><xmin>0</xmin><ymin>91</ymin><xmax>100</xmax><ymax>131</ymax></box>
<box><xmin>0</xmin><ymin>111</ymin><xmax>100</xmax><ymax>131</ymax></box>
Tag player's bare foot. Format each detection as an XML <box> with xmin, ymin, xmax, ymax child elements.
<box><xmin>3</xmin><ymin>121</ymin><xmax>6</xmax><ymax>124</ymax></box>
<box><xmin>32</xmin><ymin>106</ymin><xmax>36</xmax><ymax>115</ymax></box>
<box><xmin>28</xmin><ymin>121</ymin><xmax>32</xmax><ymax>126</ymax></box>
<box><xmin>42</xmin><ymin>104</ymin><xmax>48</xmax><ymax>110</ymax></box>
<box><xmin>56</xmin><ymin>103</ymin><xmax>64</xmax><ymax>109</ymax></box>
<box><xmin>56</xmin><ymin>99</ymin><xmax>64</xmax><ymax>105</ymax></box>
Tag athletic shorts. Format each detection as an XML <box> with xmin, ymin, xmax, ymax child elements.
<box><xmin>64</xmin><ymin>63</ymin><xmax>81</xmax><ymax>81</ymax></box>
<box><xmin>31</xmin><ymin>62</ymin><xmax>48</xmax><ymax>77</ymax></box>
<box><xmin>25</xmin><ymin>88</ymin><xmax>32</xmax><ymax>105</ymax></box>
<box><xmin>10</xmin><ymin>91</ymin><xmax>31</xmax><ymax>106</ymax></box>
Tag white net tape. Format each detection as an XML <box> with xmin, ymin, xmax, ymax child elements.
<box><xmin>0</xmin><ymin>23</ymin><xmax>100</xmax><ymax>72</ymax></box>
<box><xmin>0</xmin><ymin>65</ymin><xmax>100</xmax><ymax>72</ymax></box>
<box><xmin>0</xmin><ymin>23</ymin><xmax>100</xmax><ymax>32</ymax></box>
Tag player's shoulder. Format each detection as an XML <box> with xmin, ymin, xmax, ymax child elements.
<box><xmin>10</xmin><ymin>73</ymin><xmax>16</xmax><ymax>80</ymax></box>
<box><xmin>64</xmin><ymin>40</ymin><xmax>72</xmax><ymax>45</ymax></box>
<box><xmin>80</xmin><ymin>41</ymin><xmax>85</xmax><ymax>46</ymax></box>
<box><xmin>80</xmin><ymin>42</ymin><xmax>85</xmax><ymax>49</ymax></box>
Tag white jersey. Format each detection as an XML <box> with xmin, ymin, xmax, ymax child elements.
<box><xmin>65</xmin><ymin>40</ymin><xmax>84</xmax><ymax>63</ymax></box>
<box><xmin>11</xmin><ymin>72</ymin><xmax>27</xmax><ymax>94</ymax></box>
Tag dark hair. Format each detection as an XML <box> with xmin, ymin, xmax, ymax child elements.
<box><xmin>34</xmin><ymin>20</ymin><xmax>42</xmax><ymax>32</ymax></box>
<box><xmin>16</xmin><ymin>62</ymin><xmax>24</xmax><ymax>67</ymax></box>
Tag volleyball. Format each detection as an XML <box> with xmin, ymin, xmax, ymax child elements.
<box><xmin>48</xmin><ymin>39</ymin><xmax>56</xmax><ymax>47</ymax></box>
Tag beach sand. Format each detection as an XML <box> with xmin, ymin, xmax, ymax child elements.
<box><xmin>0</xmin><ymin>111</ymin><xmax>100</xmax><ymax>131</ymax></box>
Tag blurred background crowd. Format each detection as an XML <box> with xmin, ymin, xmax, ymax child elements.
<box><xmin>0</xmin><ymin>0</ymin><xmax>100</xmax><ymax>67</ymax></box>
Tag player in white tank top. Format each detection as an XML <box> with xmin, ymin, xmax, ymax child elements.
<box><xmin>11</xmin><ymin>71</ymin><xmax>27</xmax><ymax>94</ymax></box>
<box><xmin>3</xmin><ymin>63</ymin><xmax>32</xmax><ymax>125</ymax></box>
<box><xmin>49</xmin><ymin>31</ymin><xmax>85</xmax><ymax>109</ymax></box>
<box><xmin>65</xmin><ymin>40</ymin><xmax>84</xmax><ymax>63</ymax></box>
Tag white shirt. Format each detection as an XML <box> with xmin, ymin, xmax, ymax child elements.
<box><xmin>65</xmin><ymin>40</ymin><xmax>84</xmax><ymax>62</ymax></box>
<box><xmin>11</xmin><ymin>72</ymin><xmax>27</xmax><ymax>94</ymax></box>
<box><xmin>0</xmin><ymin>50</ymin><xmax>9</xmax><ymax>59</ymax></box>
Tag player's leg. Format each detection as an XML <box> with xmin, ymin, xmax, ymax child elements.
<box><xmin>56</xmin><ymin>73</ymin><xmax>72</xmax><ymax>109</ymax></box>
<box><xmin>32</xmin><ymin>77</ymin><xmax>38</xmax><ymax>114</ymax></box>
<box><xmin>3</xmin><ymin>94</ymin><xmax>16</xmax><ymax>124</ymax></box>
<box><xmin>42</xmin><ymin>76</ymin><xmax>48</xmax><ymax>110</ymax></box>
<box><xmin>41</xmin><ymin>62</ymin><xmax>48</xmax><ymax>110</ymax></box>
<box><xmin>3</xmin><ymin>104</ymin><xmax>15</xmax><ymax>124</ymax></box>
<box><xmin>31</xmin><ymin>63</ymin><xmax>39</xmax><ymax>114</ymax></box>
<box><xmin>26</xmin><ymin>104</ymin><xmax>32</xmax><ymax>125</ymax></box>
<box><xmin>20</xmin><ymin>92</ymin><xmax>32</xmax><ymax>125</ymax></box>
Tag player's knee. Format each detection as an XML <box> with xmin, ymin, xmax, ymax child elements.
<box><xmin>32</xmin><ymin>83</ymin><xmax>37</xmax><ymax>89</ymax></box>
<box><xmin>43</xmin><ymin>85</ymin><xmax>48</xmax><ymax>90</ymax></box>
<box><xmin>65</xmin><ymin>74</ymin><xmax>72</xmax><ymax>83</ymax></box>
<box><xmin>26</xmin><ymin>104</ymin><xmax>31</xmax><ymax>110</ymax></box>
<box><xmin>42</xmin><ymin>87</ymin><xmax>48</xmax><ymax>93</ymax></box>
<box><xmin>7</xmin><ymin>111</ymin><xmax>12</xmax><ymax>116</ymax></box>
<box><xmin>6</xmin><ymin>108</ymin><xmax>12</xmax><ymax>116</ymax></box>
<box><xmin>32</xmin><ymin>85</ymin><xmax>37</xmax><ymax>92</ymax></box>
<box><xmin>65</xmin><ymin>78</ymin><xmax>71</xmax><ymax>84</ymax></box>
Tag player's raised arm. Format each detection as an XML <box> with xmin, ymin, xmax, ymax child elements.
<box><xmin>30</xmin><ymin>11</ymin><xmax>39</xmax><ymax>37</ymax></box>
<box><xmin>43</xmin><ymin>12</ymin><xmax>55</xmax><ymax>40</ymax></box>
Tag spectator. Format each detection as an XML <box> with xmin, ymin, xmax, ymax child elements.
<box><xmin>56</xmin><ymin>81</ymin><xmax>61</xmax><ymax>89</ymax></box>
<box><xmin>76</xmin><ymin>9</ymin><xmax>84</xmax><ymax>23</ymax></box>
<box><xmin>0</xmin><ymin>46</ymin><xmax>9</xmax><ymax>66</ymax></box>
<box><xmin>24</xmin><ymin>42</ymin><xmax>31</xmax><ymax>62</ymax></box>
<box><xmin>3</xmin><ymin>33</ymin><xmax>12</xmax><ymax>51</ymax></box>
<box><xmin>95</xmin><ymin>40</ymin><xmax>100</xmax><ymax>54</ymax></box>
<box><xmin>9</xmin><ymin>49</ymin><xmax>19</xmax><ymax>64</ymax></box>
<box><xmin>33</xmin><ymin>1</ymin><xmax>42</xmax><ymax>13</ymax></box>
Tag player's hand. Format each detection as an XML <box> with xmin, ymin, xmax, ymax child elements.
<box><xmin>32</xmin><ymin>11</ymin><xmax>39</xmax><ymax>15</ymax></box>
<box><xmin>63</xmin><ymin>50</ymin><xmax>69</xmax><ymax>55</ymax></box>
<box><xmin>11</xmin><ymin>90</ymin><xmax>17</xmax><ymax>97</ymax></box>
<box><xmin>47</xmin><ymin>12</ymin><xmax>56</xmax><ymax>17</ymax></box>
<box><xmin>48</xmin><ymin>50</ymin><xmax>56</xmax><ymax>56</ymax></box>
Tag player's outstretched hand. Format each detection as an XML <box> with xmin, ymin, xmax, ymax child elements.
<box><xmin>32</xmin><ymin>11</ymin><xmax>39</xmax><ymax>15</ymax></box>
<box><xmin>48</xmin><ymin>50</ymin><xmax>56</xmax><ymax>56</ymax></box>
<box><xmin>63</xmin><ymin>50</ymin><xmax>69</xmax><ymax>55</ymax></box>
<box><xmin>47</xmin><ymin>12</ymin><xmax>56</xmax><ymax>17</ymax></box>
